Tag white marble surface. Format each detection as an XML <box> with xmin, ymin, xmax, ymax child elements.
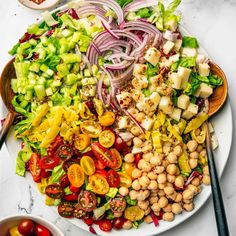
<box><xmin>0</xmin><ymin>0</ymin><xmax>236</xmax><ymax>235</ymax></box>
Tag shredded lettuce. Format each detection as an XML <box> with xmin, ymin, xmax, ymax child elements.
<box><xmin>106</xmin><ymin>210</ymin><xmax>115</xmax><ymax>220</ymax></box>
<box><xmin>137</xmin><ymin>8</ymin><xmax>153</xmax><ymax>18</ymax></box>
<box><xmin>125</xmin><ymin>195</ymin><xmax>137</xmax><ymax>206</ymax></box>
<box><xmin>106</xmin><ymin>187</ymin><xmax>118</xmax><ymax>198</ymax></box>
<box><xmin>115</xmin><ymin>0</ymin><xmax>133</xmax><ymax>8</ymax></box>
<box><xmin>132</xmin><ymin>220</ymin><xmax>144</xmax><ymax>229</ymax></box>
<box><xmin>171</xmin><ymin>57</ymin><xmax>196</xmax><ymax>72</ymax></box>
<box><xmin>48</xmin><ymin>164</ymin><xmax>65</xmax><ymax>184</ymax></box>
<box><xmin>182</xmin><ymin>36</ymin><xmax>199</xmax><ymax>48</ymax></box>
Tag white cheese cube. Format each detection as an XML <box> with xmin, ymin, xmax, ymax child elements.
<box><xmin>163</xmin><ymin>41</ymin><xmax>175</xmax><ymax>55</ymax></box>
<box><xmin>194</xmin><ymin>87</ymin><xmax>201</xmax><ymax>97</ymax></box>
<box><xmin>177</xmin><ymin>94</ymin><xmax>190</xmax><ymax>109</ymax></box>
<box><xmin>141</xmin><ymin>117</ymin><xmax>155</xmax><ymax>131</ymax></box>
<box><xmin>196</xmin><ymin>54</ymin><xmax>206</xmax><ymax>64</ymax></box>
<box><xmin>132</xmin><ymin>146</ymin><xmax>143</xmax><ymax>154</ymax></box>
<box><xmin>170</xmin><ymin>73</ymin><xmax>182</xmax><ymax>89</ymax></box>
<box><xmin>117</xmin><ymin>116</ymin><xmax>129</xmax><ymax>129</ymax></box>
<box><xmin>181</xmin><ymin>47</ymin><xmax>197</xmax><ymax>57</ymax></box>
<box><xmin>169</xmin><ymin>53</ymin><xmax>180</xmax><ymax>63</ymax></box>
<box><xmin>116</xmin><ymin>92</ymin><xmax>132</xmax><ymax>108</ymax></box>
<box><xmin>169</xmin><ymin>108</ymin><xmax>182</xmax><ymax>121</ymax></box>
<box><xmin>132</xmin><ymin>89</ymin><xmax>145</xmax><ymax>102</ymax></box>
<box><xmin>163</xmin><ymin>30</ymin><xmax>177</xmax><ymax>42</ymax></box>
<box><xmin>144</xmin><ymin>47</ymin><xmax>161</xmax><ymax>66</ymax></box>
<box><xmin>208</xmin><ymin>122</ymin><xmax>214</xmax><ymax>133</ymax></box>
<box><xmin>159</xmin><ymin>96</ymin><xmax>173</xmax><ymax>114</ymax></box>
<box><xmin>198</xmin><ymin>63</ymin><xmax>210</xmax><ymax>77</ymax></box>
<box><xmin>133</xmin><ymin>64</ymin><xmax>147</xmax><ymax>77</ymax></box>
<box><xmin>211</xmin><ymin>133</ymin><xmax>219</xmax><ymax>150</ymax></box>
<box><xmin>198</xmin><ymin>83</ymin><xmax>213</xmax><ymax>98</ymax></box>
<box><xmin>178</xmin><ymin>66</ymin><xmax>191</xmax><ymax>89</ymax></box>
<box><xmin>136</xmin><ymin>100</ymin><xmax>145</xmax><ymax>112</ymax></box>
<box><xmin>132</xmin><ymin>76</ymin><xmax>148</xmax><ymax>90</ymax></box>
<box><xmin>139</xmin><ymin>92</ymin><xmax>161</xmax><ymax>114</ymax></box>
<box><xmin>165</xmin><ymin>20</ymin><xmax>178</xmax><ymax>32</ymax></box>
<box><xmin>119</xmin><ymin>132</ymin><xmax>134</xmax><ymax>142</ymax></box>
<box><xmin>150</xmin><ymin>92</ymin><xmax>161</xmax><ymax>105</ymax></box>
<box><xmin>182</xmin><ymin>103</ymin><xmax>199</xmax><ymax>120</ymax></box>
<box><xmin>174</xmin><ymin>39</ymin><xmax>182</xmax><ymax>52</ymax></box>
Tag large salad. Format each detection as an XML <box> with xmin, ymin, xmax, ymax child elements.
<box><xmin>9</xmin><ymin>0</ymin><xmax>223</xmax><ymax>233</ymax></box>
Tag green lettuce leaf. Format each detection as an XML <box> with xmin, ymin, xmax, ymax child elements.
<box><xmin>115</xmin><ymin>0</ymin><xmax>133</xmax><ymax>8</ymax></box>
<box><xmin>137</xmin><ymin>8</ymin><xmax>153</xmax><ymax>18</ymax></box>
<box><xmin>125</xmin><ymin>195</ymin><xmax>137</xmax><ymax>206</ymax></box>
<box><xmin>182</xmin><ymin>36</ymin><xmax>199</xmax><ymax>48</ymax></box>
<box><xmin>49</xmin><ymin>164</ymin><xmax>65</xmax><ymax>184</ymax></box>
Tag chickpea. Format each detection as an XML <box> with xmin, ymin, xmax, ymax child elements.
<box><xmin>142</xmin><ymin>172</ymin><xmax>148</xmax><ymax>176</ymax></box>
<box><xmin>129</xmin><ymin>190</ymin><xmax>138</xmax><ymax>200</ymax></box>
<box><xmin>151</xmin><ymin>202</ymin><xmax>160</xmax><ymax>212</ymax></box>
<box><xmin>142</xmin><ymin>144</ymin><xmax>153</xmax><ymax>153</ymax></box>
<box><xmin>157</xmin><ymin>173</ymin><xmax>167</xmax><ymax>184</ymax></box>
<box><xmin>158</xmin><ymin>189</ymin><xmax>165</xmax><ymax>197</ymax></box>
<box><xmin>159</xmin><ymin>183</ymin><xmax>167</xmax><ymax>189</ymax></box>
<box><xmin>175</xmin><ymin>176</ymin><xmax>184</xmax><ymax>188</ymax></box>
<box><xmin>132</xmin><ymin>179</ymin><xmax>141</xmax><ymax>191</ymax></box>
<box><xmin>145</xmin><ymin>206</ymin><xmax>151</xmax><ymax>215</ymax></box>
<box><xmin>133</xmin><ymin>137</ymin><xmax>143</xmax><ymax>148</ymax></box>
<box><xmin>200</xmin><ymin>149</ymin><xmax>207</xmax><ymax>157</ymax></box>
<box><xmin>150</xmin><ymin>189</ymin><xmax>159</xmax><ymax>195</ymax></box>
<box><xmin>154</xmin><ymin>152</ymin><xmax>164</xmax><ymax>160</ymax></box>
<box><xmin>124</xmin><ymin>153</ymin><xmax>134</xmax><ymax>163</ymax></box>
<box><xmin>175</xmin><ymin>193</ymin><xmax>183</xmax><ymax>203</ymax></box>
<box><xmin>164</xmin><ymin>186</ymin><xmax>174</xmax><ymax>195</ymax></box>
<box><xmin>190</xmin><ymin>151</ymin><xmax>199</xmax><ymax>159</ymax></box>
<box><xmin>129</xmin><ymin>107</ymin><xmax>138</xmax><ymax>115</ymax></box>
<box><xmin>114</xmin><ymin>212</ymin><xmax>123</xmax><ymax>218</ymax></box>
<box><xmin>154</xmin><ymin>166</ymin><xmax>165</xmax><ymax>174</ymax></box>
<box><xmin>126</xmin><ymin>140</ymin><xmax>132</xmax><ymax>146</ymax></box>
<box><xmin>138</xmin><ymin>159</ymin><xmax>152</xmax><ymax>172</ymax></box>
<box><xmin>122</xmin><ymin>220</ymin><xmax>132</xmax><ymax>230</ymax></box>
<box><xmin>149</xmin><ymin>196</ymin><xmax>158</xmax><ymax>204</ymax></box>
<box><xmin>138</xmin><ymin>200</ymin><xmax>149</xmax><ymax>210</ymax></box>
<box><xmin>172</xmin><ymin>203</ymin><xmax>182</xmax><ymax>214</ymax></box>
<box><xmin>150</xmin><ymin>156</ymin><xmax>162</xmax><ymax>166</ymax></box>
<box><xmin>132</xmin><ymin>168</ymin><xmax>142</xmax><ymax>179</ymax></box>
<box><xmin>187</xmin><ymin>140</ymin><xmax>198</xmax><ymax>152</ymax></box>
<box><xmin>173</xmin><ymin>145</ymin><xmax>182</xmax><ymax>156</ymax></box>
<box><xmin>136</xmin><ymin>112</ymin><xmax>145</xmax><ymax>122</ymax></box>
<box><xmin>144</xmin><ymin>215</ymin><xmax>153</xmax><ymax>224</ymax></box>
<box><xmin>189</xmin><ymin>159</ymin><xmax>198</xmax><ymax>169</ymax></box>
<box><xmin>168</xmin><ymin>191</ymin><xmax>177</xmax><ymax>201</ymax></box>
<box><xmin>187</xmin><ymin>184</ymin><xmax>199</xmax><ymax>195</ymax></box>
<box><xmin>167</xmin><ymin>152</ymin><xmax>177</xmax><ymax>164</ymax></box>
<box><xmin>139</xmin><ymin>175</ymin><xmax>150</xmax><ymax>187</ymax></box>
<box><xmin>166</xmin><ymin>182</ymin><xmax>173</xmax><ymax>187</ymax></box>
<box><xmin>197</xmin><ymin>145</ymin><xmax>203</xmax><ymax>152</ymax></box>
<box><xmin>148</xmin><ymin>180</ymin><xmax>158</xmax><ymax>190</ymax></box>
<box><xmin>138</xmin><ymin>133</ymin><xmax>146</xmax><ymax>141</ymax></box>
<box><xmin>162</xmin><ymin>159</ymin><xmax>169</xmax><ymax>168</ymax></box>
<box><xmin>191</xmin><ymin>177</ymin><xmax>200</xmax><ymax>186</ymax></box>
<box><xmin>183</xmin><ymin>203</ymin><xmax>194</xmax><ymax>212</ymax></box>
<box><xmin>119</xmin><ymin>186</ymin><xmax>129</xmax><ymax>196</ymax></box>
<box><xmin>166</xmin><ymin>164</ymin><xmax>177</xmax><ymax>175</ymax></box>
<box><xmin>131</xmin><ymin>126</ymin><xmax>142</xmax><ymax>136</ymax></box>
<box><xmin>183</xmin><ymin>189</ymin><xmax>194</xmax><ymax>200</ymax></box>
<box><xmin>137</xmin><ymin>190</ymin><xmax>150</xmax><ymax>201</ymax></box>
<box><xmin>147</xmin><ymin>171</ymin><xmax>158</xmax><ymax>180</ymax></box>
<box><xmin>163</xmin><ymin>142</ymin><xmax>172</xmax><ymax>155</ymax></box>
<box><xmin>142</xmin><ymin>152</ymin><xmax>153</xmax><ymax>162</ymax></box>
<box><xmin>167</xmin><ymin>174</ymin><xmax>176</xmax><ymax>183</ymax></box>
<box><xmin>203</xmin><ymin>166</ymin><xmax>209</xmax><ymax>175</ymax></box>
<box><xmin>158</xmin><ymin>196</ymin><xmax>168</xmax><ymax>208</ymax></box>
<box><xmin>163</xmin><ymin>203</ymin><xmax>172</xmax><ymax>213</ymax></box>
<box><xmin>202</xmin><ymin>175</ymin><xmax>211</xmax><ymax>185</ymax></box>
<box><xmin>163</xmin><ymin>212</ymin><xmax>174</xmax><ymax>221</ymax></box>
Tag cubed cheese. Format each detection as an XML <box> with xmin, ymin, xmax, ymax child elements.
<box><xmin>141</xmin><ymin>117</ymin><xmax>155</xmax><ymax>131</ymax></box>
<box><xmin>132</xmin><ymin>146</ymin><xmax>143</xmax><ymax>154</ymax></box>
<box><xmin>174</xmin><ymin>39</ymin><xmax>182</xmax><ymax>52</ymax></box>
<box><xmin>117</xmin><ymin>116</ymin><xmax>129</xmax><ymax>129</ymax></box>
<box><xmin>132</xmin><ymin>76</ymin><xmax>148</xmax><ymax>90</ymax></box>
<box><xmin>159</xmin><ymin>96</ymin><xmax>173</xmax><ymax>114</ymax></box>
<box><xmin>133</xmin><ymin>64</ymin><xmax>147</xmax><ymax>77</ymax></box>
<box><xmin>178</xmin><ymin>66</ymin><xmax>191</xmax><ymax>89</ymax></box>
<box><xmin>170</xmin><ymin>73</ymin><xmax>182</xmax><ymax>89</ymax></box>
<box><xmin>211</xmin><ymin>134</ymin><xmax>219</xmax><ymax>150</ymax></box>
<box><xmin>144</xmin><ymin>47</ymin><xmax>161</xmax><ymax>66</ymax></box>
<box><xmin>169</xmin><ymin>108</ymin><xmax>182</xmax><ymax>121</ymax></box>
<box><xmin>136</xmin><ymin>100</ymin><xmax>145</xmax><ymax>112</ymax></box>
<box><xmin>116</xmin><ymin>92</ymin><xmax>132</xmax><ymax>108</ymax></box>
<box><xmin>132</xmin><ymin>89</ymin><xmax>145</xmax><ymax>102</ymax></box>
<box><xmin>163</xmin><ymin>30</ymin><xmax>177</xmax><ymax>42</ymax></box>
<box><xmin>165</xmin><ymin>19</ymin><xmax>178</xmax><ymax>32</ymax></box>
<box><xmin>181</xmin><ymin>47</ymin><xmax>197</xmax><ymax>57</ymax></box>
<box><xmin>196</xmin><ymin>54</ymin><xmax>206</xmax><ymax>64</ymax></box>
<box><xmin>150</xmin><ymin>92</ymin><xmax>161</xmax><ymax>105</ymax></box>
<box><xmin>177</xmin><ymin>94</ymin><xmax>190</xmax><ymax>109</ymax></box>
<box><xmin>169</xmin><ymin>53</ymin><xmax>180</xmax><ymax>63</ymax></box>
<box><xmin>163</xmin><ymin>41</ymin><xmax>175</xmax><ymax>54</ymax></box>
<box><xmin>119</xmin><ymin>132</ymin><xmax>134</xmax><ymax>142</ymax></box>
<box><xmin>198</xmin><ymin>83</ymin><xmax>213</xmax><ymax>98</ymax></box>
<box><xmin>198</xmin><ymin>63</ymin><xmax>210</xmax><ymax>77</ymax></box>
<box><xmin>182</xmin><ymin>103</ymin><xmax>198</xmax><ymax>119</ymax></box>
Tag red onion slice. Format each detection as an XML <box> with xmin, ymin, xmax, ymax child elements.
<box><xmin>104</xmin><ymin>60</ymin><xmax>133</xmax><ymax>70</ymax></box>
<box><xmin>101</xmin><ymin>20</ymin><xmax>119</xmax><ymax>39</ymax></box>
<box><xmin>185</xmin><ymin>170</ymin><xmax>200</xmax><ymax>186</ymax></box>
<box><xmin>150</xmin><ymin>211</ymin><xmax>159</xmax><ymax>227</ymax></box>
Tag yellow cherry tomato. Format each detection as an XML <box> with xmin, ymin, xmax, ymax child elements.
<box><xmin>124</xmin><ymin>206</ymin><xmax>145</xmax><ymax>222</ymax></box>
<box><xmin>99</xmin><ymin>111</ymin><xmax>115</xmax><ymax>126</ymax></box>
<box><xmin>74</xmin><ymin>134</ymin><xmax>91</xmax><ymax>151</ymax></box>
<box><xmin>67</xmin><ymin>164</ymin><xmax>85</xmax><ymax>188</ymax></box>
<box><xmin>123</xmin><ymin>163</ymin><xmax>136</xmax><ymax>178</ymax></box>
<box><xmin>89</xmin><ymin>173</ymin><xmax>109</xmax><ymax>194</ymax></box>
<box><xmin>118</xmin><ymin>172</ymin><xmax>132</xmax><ymax>188</ymax></box>
<box><xmin>111</xmin><ymin>148</ymin><xmax>123</xmax><ymax>170</ymax></box>
<box><xmin>80</xmin><ymin>120</ymin><xmax>102</xmax><ymax>138</ymax></box>
<box><xmin>80</xmin><ymin>156</ymin><xmax>96</xmax><ymax>176</ymax></box>
<box><xmin>99</xmin><ymin>130</ymin><xmax>115</xmax><ymax>148</ymax></box>
<box><xmin>9</xmin><ymin>226</ymin><xmax>23</xmax><ymax>236</ymax></box>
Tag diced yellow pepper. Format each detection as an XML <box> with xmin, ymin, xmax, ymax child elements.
<box><xmin>32</xmin><ymin>103</ymin><xmax>49</xmax><ymax>127</ymax></box>
<box><xmin>145</xmin><ymin>131</ymin><xmax>151</xmax><ymax>140</ymax></box>
<box><xmin>184</xmin><ymin>113</ymin><xmax>208</xmax><ymax>134</ymax></box>
<box><xmin>153</xmin><ymin>112</ymin><xmax>166</xmax><ymax>130</ymax></box>
<box><xmin>37</xmin><ymin>178</ymin><xmax>48</xmax><ymax>194</ymax></box>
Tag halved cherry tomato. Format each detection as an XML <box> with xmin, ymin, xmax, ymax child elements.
<box><xmin>56</xmin><ymin>144</ymin><xmax>73</xmax><ymax>160</ymax></box>
<box><xmin>74</xmin><ymin>134</ymin><xmax>91</xmax><ymax>151</ymax></box>
<box><xmin>110</xmin><ymin>148</ymin><xmax>122</xmax><ymax>170</ymax></box>
<box><xmin>123</xmin><ymin>163</ymin><xmax>136</xmax><ymax>178</ymax></box>
<box><xmin>58</xmin><ymin>201</ymin><xmax>75</xmax><ymax>218</ymax></box>
<box><xmin>118</xmin><ymin>172</ymin><xmax>132</xmax><ymax>188</ymax></box>
<box><xmin>89</xmin><ymin>174</ymin><xmax>109</xmax><ymax>195</ymax></box>
<box><xmin>59</xmin><ymin>174</ymin><xmax>70</xmax><ymax>188</ymax></box>
<box><xmin>94</xmin><ymin>158</ymin><xmax>106</xmax><ymax>170</ymax></box>
<box><xmin>47</xmin><ymin>136</ymin><xmax>64</xmax><ymax>156</ymax></box>
<box><xmin>80</xmin><ymin>156</ymin><xmax>95</xmax><ymax>176</ymax></box>
<box><xmin>62</xmin><ymin>159</ymin><xmax>80</xmax><ymax>172</ymax></box>
<box><xmin>39</xmin><ymin>156</ymin><xmax>60</xmax><ymax>170</ymax></box>
<box><xmin>40</xmin><ymin>169</ymin><xmax>52</xmax><ymax>178</ymax></box>
<box><xmin>99</xmin><ymin>130</ymin><xmax>115</xmax><ymax>148</ymax></box>
<box><xmin>80</xmin><ymin>120</ymin><xmax>102</xmax><ymax>138</ymax></box>
<box><xmin>73</xmin><ymin>204</ymin><xmax>87</xmax><ymax>219</ymax></box>
<box><xmin>83</xmin><ymin>217</ymin><xmax>94</xmax><ymax>226</ymax></box>
<box><xmin>98</xmin><ymin>111</ymin><xmax>115</xmax><ymax>127</ymax></box>
<box><xmin>69</xmin><ymin>185</ymin><xmax>80</xmax><ymax>193</ymax></box>
<box><xmin>107</xmin><ymin>169</ymin><xmax>120</xmax><ymax>187</ymax></box>
<box><xmin>91</xmin><ymin>142</ymin><xmax>117</xmax><ymax>168</ymax></box>
<box><xmin>67</xmin><ymin>164</ymin><xmax>85</xmax><ymax>188</ymax></box>
<box><xmin>110</xmin><ymin>196</ymin><xmax>126</xmax><ymax>213</ymax></box>
<box><xmin>96</xmin><ymin>169</ymin><xmax>108</xmax><ymax>178</ymax></box>
<box><xmin>34</xmin><ymin>223</ymin><xmax>51</xmax><ymax>236</ymax></box>
<box><xmin>124</xmin><ymin>206</ymin><xmax>144</xmax><ymax>222</ymax></box>
<box><xmin>114</xmin><ymin>135</ymin><xmax>128</xmax><ymax>153</ymax></box>
<box><xmin>134</xmin><ymin>153</ymin><xmax>142</xmax><ymax>166</ymax></box>
<box><xmin>45</xmin><ymin>184</ymin><xmax>64</xmax><ymax>199</ymax></box>
<box><xmin>78</xmin><ymin>190</ymin><xmax>97</xmax><ymax>212</ymax></box>
<box><xmin>113</xmin><ymin>217</ymin><xmax>126</xmax><ymax>230</ymax></box>
<box><xmin>63</xmin><ymin>193</ymin><xmax>78</xmax><ymax>202</ymax></box>
<box><xmin>29</xmin><ymin>153</ymin><xmax>41</xmax><ymax>183</ymax></box>
<box><xmin>98</xmin><ymin>219</ymin><xmax>112</xmax><ymax>232</ymax></box>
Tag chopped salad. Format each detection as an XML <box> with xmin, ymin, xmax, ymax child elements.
<box><xmin>9</xmin><ymin>0</ymin><xmax>222</xmax><ymax>233</ymax></box>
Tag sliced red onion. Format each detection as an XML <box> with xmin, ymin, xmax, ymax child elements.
<box><xmin>101</xmin><ymin>20</ymin><xmax>119</xmax><ymax>39</ymax></box>
<box><xmin>104</xmin><ymin>60</ymin><xmax>132</xmax><ymax>70</ymax></box>
<box><xmin>185</xmin><ymin>170</ymin><xmax>200</xmax><ymax>186</ymax></box>
<box><xmin>130</xmin><ymin>34</ymin><xmax>150</xmax><ymax>57</ymax></box>
<box><xmin>150</xmin><ymin>211</ymin><xmax>159</xmax><ymax>227</ymax></box>
<box><xmin>105</xmin><ymin>53</ymin><xmax>135</xmax><ymax>61</ymax></box>
<box><xmin>89</xmin><ymin>226</ymin><xmax>97</xmax><ymax>235</ymax></box>
<box><xmin>124</xmin><ymin>0</ymin><xmax>157</xmax><ymax>12</ymax></box>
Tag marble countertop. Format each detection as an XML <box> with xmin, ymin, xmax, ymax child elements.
<box><xmin>0</xmin><ymin>0</ymin><xmax>236</xmax><ymax>235</ymax></box>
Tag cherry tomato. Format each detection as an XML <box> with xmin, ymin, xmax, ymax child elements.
<box><xmin>98</xmin><ymin>219</ymin><xmax>112</xmax><ymax>232</ymax></box>
<box><xmin>63</xmin><ymin>193</ymin><xmax>79</xmax><ymax>202</ymax></box>
<box><xmin>91</xmin><ymin>142</ymin><xmax>117</xmax><ymax>168</ymax></box>
<box><xmin>69</xmin><ymin>185</ymin><xmax>80</xmax><ymax>193</ymax></box>
<box><xmin>114</xmin><ymin>135</ymin><xmax>128</xmax><ymax>153</ymax></box>
<box><xmin>94</xmin><ymin>158</ymin><xmax>106</xmax><ymax>170</ymax></box>
<box><xmin>80</xmin><ymin>120</ymin><xmax>102</xmax><ymax>138</ymax></box>
<box><xmin>124</xmin><ymin>206</ymin><xmax>144</xmax><ymax>222</ymax></box>
<box><xmin>34</xmin><ymin>224</ymin><xmax>51</xmax><ymax>236</ymax></box>
<box><xmin>73</xmin><ymin>204</ymin><xmax>87</xmax><ymax>219</ymax></box>
<box><xmin>110</xmin><ymin>196</ymin><xmax>126</xmax><ymax>213</ymax></box>
<box><xmin>134</xmin><ymin>153</ymin><xmax>142</xmax><ymax>166</ymax></box>
<box><xmin>99</xmin><ymin>130</ymin><xmax>115</xmax><ymax>148</ymax></box>
<box><xmin>56</xmin><ymin>144</ymin><xmax>73</xmax><ymax>160</ymax></box>
<box><xmin>74</xmin><ymin>134</ymin><xmax>91</xmax><ymax>151</ymax></box>
<box><xmin>78</xmin><ymin>190</ymin><xmax>97</xmax><ymax>212</ymax></box>
<box><xmin>18</xmin><ymin>219</ymin><xmax>34</xmax><ymax>235</ymax></box>
<box><xmin>58</xmin><ymin>201</ymin><xmax>75</xmax><ymax>218</ymax></box>
<box><xmin>98</xmin><ymin>111</ymin><xmax>115</xmax><ymax>126</ymax></box>
<box><xmin>107</xmin><ymin>169</ymin><xmax>120</xmax><ymax>187</ymax></box>
<box><xmin>59</xmin><ymin>174</ymin><xmax>70</xmax><ymax>188</ymax></box>
<box><xmin>40</xmin><ymin>169</ymin><xmax>52</xmax><ymax>178</ymax></box>
<box><xmin>29</xmin><ymin>153</ymin><xmax>41</xmax><ymax>183</ymax></box>
<box><xmin>80</xmin><ymin>156</ymin><xmax>95</xmax><ymax>176</ymax></box>
<box><xmin>47</xmin><ymin>136</ymin><xmax>64</xmax><ymax>156</ymax></box>
<box><xmin>89</xmin><ymin>174</ymin><xmax>109</xmax><ymax>195</ymax></box>
<box><xmin>110</xmin><ymin>148</ymin><xmax>122</xmax><ymax>170</ymax></box>
<box><xmin>39</xmin><ymin>156</ymin><xmax>60</xmax><ymax>170</ymax></box>
<box><xmin>83</xmin><ymin>217</ymin><xmax>94</xmax><ymax>226</ymax></box>
<box><xmin>62</xmin><ymin>158</ymin><xmax>80</xmax><ymax>172</ymax></box>
<box><xmin>96</xmin><ymin>169</ymin><xmax>108</xmax><ymax>178</ymax></box>
<box><xmin>113</xmin><ymin>218</ymin><xmax>126</xmax><ymax>230</ymax></box>
<box><xmin>45</xmin><ymin>184</ymin><xmax>65</xmax><ymax>199</ymax></box>
<box><xmin>67</xmin><ymin>164</ymin><xmax>85</xmax><ymax>188</ymax></box>
<box><xmin>123</xmin><ymin>163</ymin><xmax>136</xmax><ymax>178</ymax></box>
<box><xmin>118</xmin><ymin>172</ymin><xmax>132</xmax><ymax>188</ymax></box>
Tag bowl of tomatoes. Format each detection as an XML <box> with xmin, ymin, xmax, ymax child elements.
<box><xmin>0</xmin><ymin>214</ymin><xmax>64</xmax><ymax>236</ymax></box>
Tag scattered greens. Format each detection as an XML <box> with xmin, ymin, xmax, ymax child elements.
<box><xmin>182</xmin><ymin>36</ymin><xmax>199</xmax><ymax>48</ymax></box>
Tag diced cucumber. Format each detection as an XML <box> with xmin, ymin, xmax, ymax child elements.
<box><xmin>56</xmin><ymin>64</ymin><xmax>69</xmax><ymax>77</ymax></box>
<box><xmin>29</xmin><ymin>62</ymin><xmax>41</xmax><ymax>73</ymax></box>
<box><xmin>40</xmin><ymin>64</ymin><xmax>49</xmax><ymax>73</ymax></box>
<box><xmin>34</xmin><ymin>85</ymin><xmax>46</xmax><ymax>99</ymax></box>
<box><xmin>46</xmin><ymin>87</ymin><xmax>53</xmax><ymax>96</ymax></box>
<box><xmin>65</xmin><ymin>73</ymin><xmax>78</xmax><ymax>86</ymax></box>
<box><xmin>52</xmin><ymin>80</ymin><xmax>62</xmax><ymax>87</ymax></box>
<box><xmin>61</xmin><ymin>53</ymin><xmax>81</xmax><ymax>64</ymax></box>
<box><xmin>62</xmin><ymin>29</ymin><xmax>73</xmax><ymax>37</ymax></box>
<box><xmin>38</xmin><ymin>77</ymin><xmax>46</xmax><ymax>85</ymax></box>
<box><xmin>84</xmin><ymin>69</ymin><xmax>91</xmax><ymax>77</ymax></box>
<box><xmin>92</xmin><ymin>65</ymin><xmax>98</xmax><ymax>76</ymax></box>
<box><xmin>72</xmin><ymin>32</ymin><xmax>81</xmax><ymax>42</ymax></box>
<box><xmin>29</xmin><ymin>39</ymin><xmax>38</xmax><ymax>46</ymax></box>
<box><xmin>25</xmin><ymin>90</ymin><xmax>33</xmax><ymax>101</ymax></box>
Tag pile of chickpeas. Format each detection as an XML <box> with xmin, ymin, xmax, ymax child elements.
<box><xmin>117</xmin><ymin>114</ymin><xmax>211</xmax><ymax>229</ymax></box>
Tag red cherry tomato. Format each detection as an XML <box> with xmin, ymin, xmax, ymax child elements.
<box><xmin>63</xmin><ymin>193</ymin><xmax>79</xmax><ymax>202</ymax></box>
<box><xmin>114</xmin><ymin>135</ymin><xmax>128</xmax><ymax>153</ymax></box>
<box><xmin>18</xmin><ymin>219</ymin><xmax>34</xmax><ymax>235</ymax></box>
<box><xmin>96</xmin><ymin>169</ymin><xmax>108</xmax><ymax>178</ymax></box>
<box><xmin>41</xmin><ymin>169</ymin><xmax>52</xmax><ymax>178</ymax></box>
<box><xmin>94</xmin><ymin>158</ymin><xmax>106</xmax><ymax>170</ymax></box>
<box><xmin>107</xmin><ymin>169</ymin><xmax>120</xmax><ymax>187</ymax></box>
<box><xmin>62</xmin><ymin>158</ymin><xmax>80</xmax><ymax>172</ymax></box>
<box><xmin>98</xmin><ymin>219</ymin><xmax>112</xmax><ymax>232</ymax></box>
<box><xmin>45</xmin><ymin>184</ymin><xmax>64</xmax><ymax>199</ymax></box>
<box><xmin>77</xmin><ymin>191</ymin><xmax>97</xmax><ymax>212</ymax></box>
<box><xmin>83</xmin><ymin>217</ymin><xmax>94</xmax><ymax>226</ymax></box>
<box><xmin>39</xmin><ymin>156</ymin><xmax>60</xmax><ymax>170</ymax></box>
<box><xmin>134</xmin><ymin>153</ymin><xmax>142</xmax><ymax>166</ymax></box>
<box><xmin>47</xmin><ymin>136</ymin><xmax>64</xmax><ymax>156</ymax></box>
<box><xmin>113</xmin><ymin>217</ymin><xmax>126</xmax><ymax>230</ymax></box>
<box><xmin>58</xmin><ymin>201</ymin><xmax>75</xmax><ymax>218</ymax></box>
<box><xmin>59</xmin><ymin>174</ymin><xmax>70</xmax><ymax>188</ymax></box>
<box><xmin>69</xmin><ymin>185</ymin><xmax>80</xmax><ymax>193</ymax></box>
<box><xmin>29</xmin><ymin>153</ymin><xmax>41</xmax><ymax>183</ymax></box>
<box><xmin>110</xmin><ymin>196</ymin><xmax>126</xmax><ymax>213</ymax></box>
<box><xmin>34</xmin><ymin>223</ymin><xmax>51</xmax><ymax>236</ymax></box>
<box><xmin>56</xmin><ymin>144</ymin><xmax>73</xmax><ymax>160</ymax></box>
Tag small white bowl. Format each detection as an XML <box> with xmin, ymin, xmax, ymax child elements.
<box><xmin>18</xmin><ymin>0</ymin><xmax>61</xmax><ymax>10</ymax></box>
<box><xmin>0</xmin><ymin>214</ymin><xmax>64</xmax><ymax>236</ymax></box>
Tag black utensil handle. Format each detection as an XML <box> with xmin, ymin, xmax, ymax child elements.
<box><xmin>206</xmin><ymin>124</ymin><xmax>230</xmax><ymax>236</ymax></box>
<box><xmin>0</xmin><ymin>112</ymin><xmax>15</xmax><ymax>150</ymax></box>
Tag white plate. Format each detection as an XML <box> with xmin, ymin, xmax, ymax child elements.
<box><xmin>18</xmin><ymin>0</ymin><xmax>60</xmax><ymax>10</ymax></box>
<box><xmin>5</xmin><ymin>4</ymin><xmax>233</xmax><ymax>236</ymax></box>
